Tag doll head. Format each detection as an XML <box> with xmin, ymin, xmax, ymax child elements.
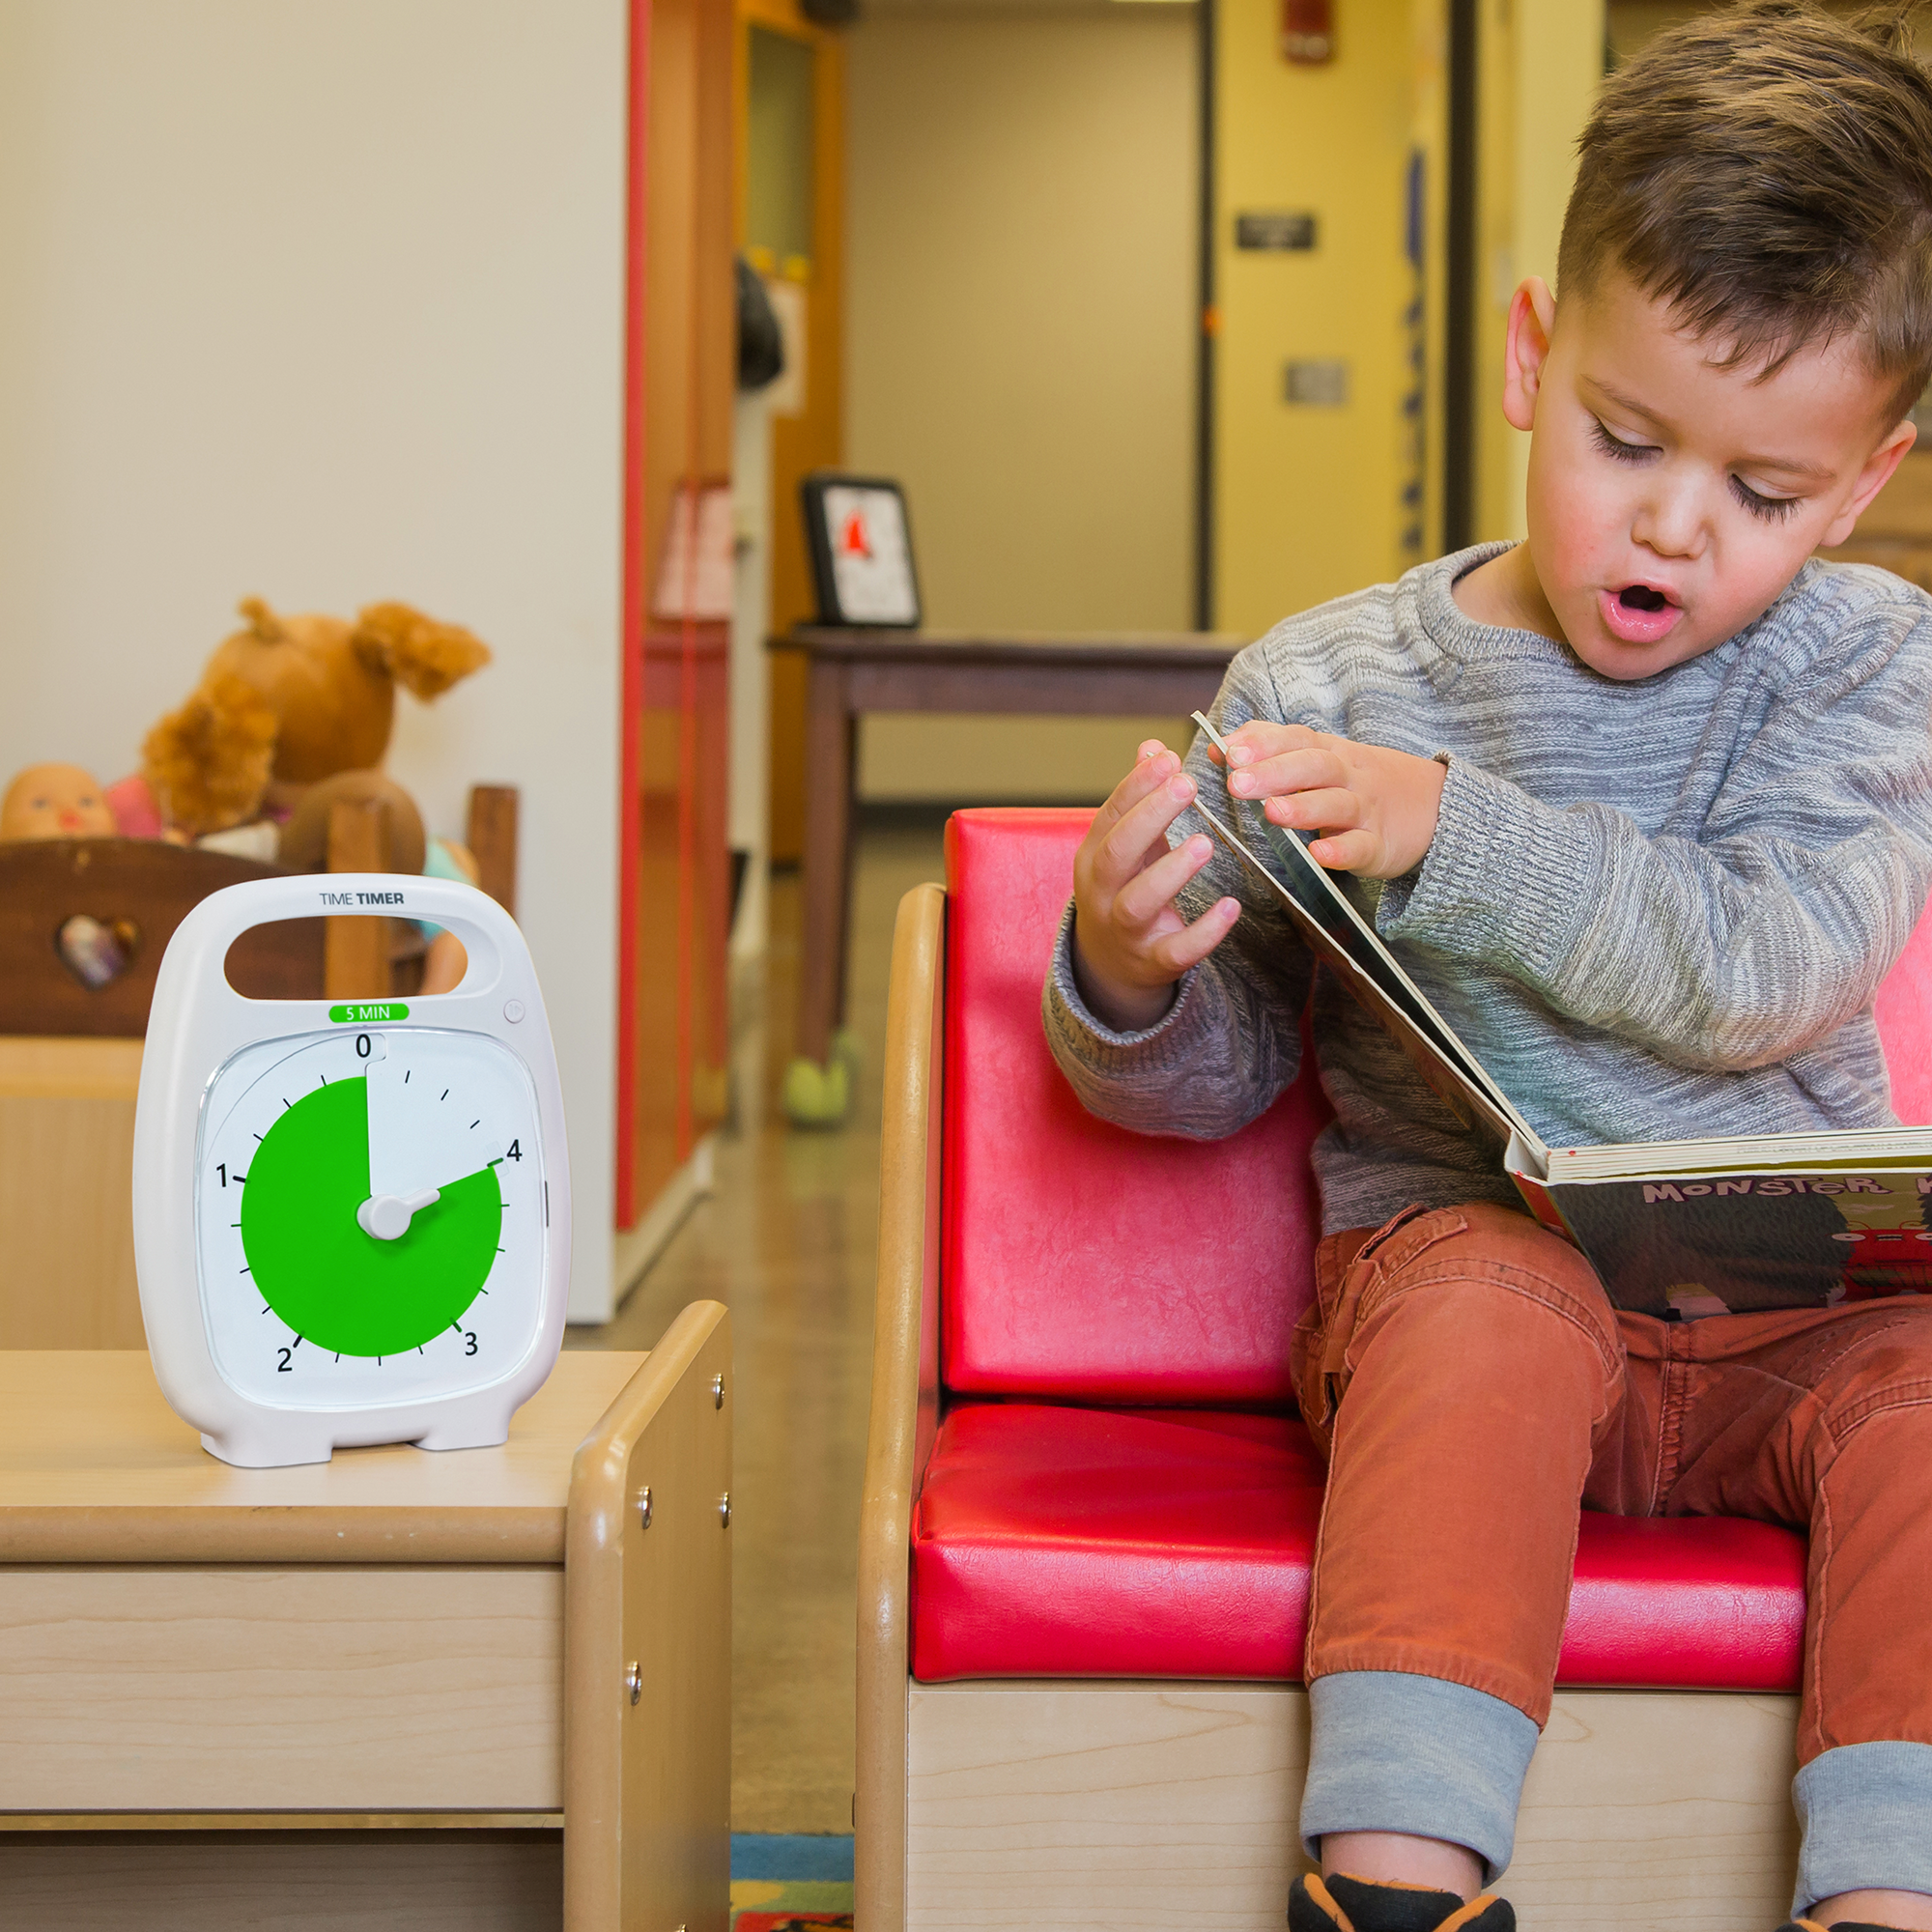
<box><xmin>0</xmin><ymin>763</ymin><xmax>117</xmax><ymax>841</ymax></box>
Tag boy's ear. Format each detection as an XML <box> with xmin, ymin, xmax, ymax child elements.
<box><xmin>1819</xmin><ymin>417</ymin><xmax>1918</xmax><ymax>551</ymax></box>
<box><xmin>1502</xmin><ymin>277</ymin><xmax>1558</xmax><ymax>432</ymax></box>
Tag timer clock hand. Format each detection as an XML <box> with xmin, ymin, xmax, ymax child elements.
<box><xmin>356</xmin><ymin>1187</ymin><xmax>441</xmax><ymax>1242</ymax></box>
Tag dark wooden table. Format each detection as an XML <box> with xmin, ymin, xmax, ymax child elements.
<box><xmin>775</xmin><ymin>626</ymin><xmax>1244</xmax><ymax>1077</ymax></box>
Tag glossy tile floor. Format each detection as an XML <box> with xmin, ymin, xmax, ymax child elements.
<box><xmin>565</xmin><ymin>813</ymin><xmax>949</xmax><ymax>1833</ymax></box>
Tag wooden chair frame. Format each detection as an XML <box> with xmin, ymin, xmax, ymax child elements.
<box><xmin>857</xmin><ymin>882</ymin><xmax>1805</xmax><ymax>1931</ymax></box>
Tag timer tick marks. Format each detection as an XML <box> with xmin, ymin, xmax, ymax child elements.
<box><xmin>404</xmin><ymin>1070</ymin><xmax>411</xmax><ymax>1084</ymax></box>
<box><xmin>440</xmin><ymin>1089</ymin><xmax>449</xmax><ymax>1101</ymax></box>
<box><xmin>470</xmin><ymin>1120</ymin><xmax>480</xmax><ymax>1129</ymax></box>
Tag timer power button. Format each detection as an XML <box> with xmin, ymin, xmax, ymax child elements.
<box><xmin>503</xmin><ymin>999</ymin><xmax>526</xmax><ymax>1024</ymax></box>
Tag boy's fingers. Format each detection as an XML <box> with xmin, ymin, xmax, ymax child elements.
<box><xmin>1228</xmin><ymin>747</ymin><xmax>1346</xmax><ymax>799</ymax></box>
<box><xmin>1264</xmin><ymin>786</ymin><xmax>1359</xmax><ymax>832</ymax></box>
<box><xmin>1094</xmin><ymin>771</ymin><xmax>1196</xmax><ymax>889</ymax></box>
<box><xmin>1089</xmin><ymin>748</ymin><xmax>1179</xmax><ymax>844</ymax></box>
<box><xmin>1308</xmin><ymin>829</ymin><xmax>1376</xmax><ymax>872</ymax></box>
<box><xmin>1219</xmin><ymin>721</ymin><xmax>1319</xmax><ymax>769</ymax></box>
<box><xmin>1112</xmin><ymin>832</ymin><xmax>1212</xmax><ymax>928</ymax></box>
<box><xmin>1151</xmin><ymin>895</ymin><xmax>1241</xmax><ymax>975</ymax></box>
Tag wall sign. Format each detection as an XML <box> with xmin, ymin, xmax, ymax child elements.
<box><xmin>1285</xmin><ymin>359</ymin><xmax>1350</xmax><ymax>407</ymax></box>
<box><xmin>1236</xmin><ymin>211</ymin><xmax>1318</xmax><ymax>252</ymax></box>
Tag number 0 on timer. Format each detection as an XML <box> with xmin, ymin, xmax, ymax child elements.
<box><xmin>133</xmin><ymin>874</ymin><xmax>571</xmax><ymax>1467</ymax></box>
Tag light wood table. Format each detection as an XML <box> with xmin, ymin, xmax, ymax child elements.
<box><xmin>0</xmin><ymin>1037</ymin><xmax>146</xmax><ymax>1347</ymax></box>
<box><xmin>776</xmin><ymin>627</ymin><xmax>1241</xmax><ymax>1090</ymax></box>
<box><xmin>0</xmin><ymin>1309</ymin><xmax>731</xmax><ymax>1930</ymax></box>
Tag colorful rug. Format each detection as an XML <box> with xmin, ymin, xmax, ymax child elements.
<box><xmin>730</xmin><ymin>1833</ymin><xmax>853</xmax><ymax>1929</ymax></box>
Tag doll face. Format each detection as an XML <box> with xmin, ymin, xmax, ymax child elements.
<box><xmin>0</xmin><ymin>764</ymin><xmax>116</xmax><ymax>841</ymax></box>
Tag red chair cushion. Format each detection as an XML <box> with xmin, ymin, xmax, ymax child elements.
<box><xmin>910</xmin><ymin>1401</ymin><xmax>1807</xmax><ymax>1690</ymax></box>
<box><xmin>943</xmin><ymin>809</ymin><xmax>1330</xmax><ymax>1405</ymax></box>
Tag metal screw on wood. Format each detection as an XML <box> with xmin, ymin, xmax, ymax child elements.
<box><xmin>635</xmin><ymin>1485</ymin><xmax>652</xmax><ymax>1530</ymax></box>
<box><xmin>718</xmin><ymin>1491</ymin><xmax>731</xmax><ymax>1528</ymax></box>
<box><xmin>710</xmin><ymin>1373</ymin><xmax>724</xmax><ymax>1409</ymax></box>
<box><xmin>625</xmin><ymin>1662</ymin><xmax>642</xmax><ymax>1706</ymax></box>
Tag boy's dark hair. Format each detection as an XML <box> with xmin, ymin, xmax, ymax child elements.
<box><xmin>1559</xmin><ymin>1</ymin><xmax>1932</xmax><ymax>422</ymax></box>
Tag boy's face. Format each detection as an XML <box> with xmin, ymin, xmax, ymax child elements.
<box><xmin>1492</xmin><ymin>270</ymin><xmax>1916</xmax><ymax>679</ymax></box>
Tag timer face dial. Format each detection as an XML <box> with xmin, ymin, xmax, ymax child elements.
<box><xmin>194</xmin><ymin>1026</ymin><xmax>548</xmax><ymax>1409</ymax></box>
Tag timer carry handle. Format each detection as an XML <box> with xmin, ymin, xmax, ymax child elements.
<box><xmin>151</xmin><ymin>872</ymin><xmax>529</xmax><ymax>1021</ymax></box>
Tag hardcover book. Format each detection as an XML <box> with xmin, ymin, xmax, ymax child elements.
<box><xmin>1184</xmin><ymin>712</ymin><xmax>1932</xmax><ymax>1318</ymax></box>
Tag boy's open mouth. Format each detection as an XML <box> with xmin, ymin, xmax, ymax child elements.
<box><xmin>1599</xmin><ymin>582</ymin><xmax>1684</xmax><ymax>645</ymax></box>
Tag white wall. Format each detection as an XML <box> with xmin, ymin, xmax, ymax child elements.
<box><xmin>843</xmin><ymin>4</ymin><xmax>1201</xmax><ymax>804</ymax></box>
<box><xmin>0</xmin><ymin>0</ymin><xmax>628</xmax><ymax>1317</ymax></box>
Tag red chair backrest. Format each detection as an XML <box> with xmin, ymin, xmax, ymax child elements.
<box><xmin>1877</xmin><ymin>910</ymin><xmax>1932</xmax><ymax>1125</ymax></box>
<box><xmin>943</xmin><ymin>809</ymin><xmax>1329</xmax><ymax>1406</ymax></box>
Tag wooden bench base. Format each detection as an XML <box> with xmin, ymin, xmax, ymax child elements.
<box><xmin>900</xmin><ymin>1680</ymin><xmax>1801</xmax><ymax>1932</ymax></box>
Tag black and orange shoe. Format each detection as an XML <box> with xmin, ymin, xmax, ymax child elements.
<box><xmin>1777</xmin><ymin>1920</ymin><xmax>1908</xmax><ymax>1931</ymax></box>
<box><xmin>1289</xmin><ymin>1872</ymin><xmax>1515</xmax><ymax>1932</ymax></box>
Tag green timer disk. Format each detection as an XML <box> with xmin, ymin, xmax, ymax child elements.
<box><xmin>241</xmin><ymin>1078</ymin><xmax>502</xmax><ymax>1356</ymax></box>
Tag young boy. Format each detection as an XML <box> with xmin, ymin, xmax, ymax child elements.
<box><xmin>1045</xmin><ymin>6</ymin><xmax>1932</xmax><ymax>1928</ymax></box>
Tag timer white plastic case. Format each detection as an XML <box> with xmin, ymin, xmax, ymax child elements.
<box><xmin>132</xmin><ymin>874</ymin><xmax>572</xmax><ymax>1468</ymax></box>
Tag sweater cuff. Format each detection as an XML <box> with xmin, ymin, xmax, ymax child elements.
<box><xmin>1043</xmin><ymin>899</ymin><xmax>1214</xmax><ymax>1065</ymax></box>
<box><xmin>1376</xmin><ymin>755</ymin><xmax>1592</xmax><ymax>978</ymax></box>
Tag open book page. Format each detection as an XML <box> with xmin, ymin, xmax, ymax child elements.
<box><xmin>1183</xmin><ymin>711</ymin><xmax>1545</xmax><ymax>1162</ymax></box>
<box><xmin>1546</xmin><ymin>1126</ymin><xmax>1932</xmax><ymax>1183</ymax></box>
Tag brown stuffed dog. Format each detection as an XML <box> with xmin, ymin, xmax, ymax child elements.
<box><xmin>141</xmin><ymin>598</ymin><xmax>492</xmax><ymax>837</ymax></box>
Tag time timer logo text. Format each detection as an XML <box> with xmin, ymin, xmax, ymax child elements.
<box><xmin>319</xmin><ymin>890</ymin><xmax>407</xmax><ymax>906</ymax></box>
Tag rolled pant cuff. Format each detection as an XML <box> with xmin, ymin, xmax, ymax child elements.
<box><xmin>1300</xmin><ymin>1670</ymin><xmax>1539</xmax><ymax>1886</ymax></box>
<box><xmin>1793</xmin><ymin>1741</ymin><xmax>1932</xmax><ymax>1912</ymax></box>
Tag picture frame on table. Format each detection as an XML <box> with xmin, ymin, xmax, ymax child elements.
<box><xmin>800</xmin><ymin>472</ymin><xmax>922</xmax><ymax>629</ymax></box>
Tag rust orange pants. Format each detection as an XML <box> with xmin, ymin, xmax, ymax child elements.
<box><xmin>1291</xmin><ymin>1200</ymin><xmax>1932</xmax><ymax>1764</ymax></box>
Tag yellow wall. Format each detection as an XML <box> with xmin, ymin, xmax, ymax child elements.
<box><xmin>1212</xmin><ymin>0</ymin><xmax>1603</xmax><ymax>627</ymax></box>
<box><xmin>1210</xmin><ymin>0</ymin><xmax>1446</xmax><ymax>636</ymax></box>
<box><xmin>843</xmin><ymin>4</ymin><xmax>1199</xmax><ymax>804</ymax></box>
<box><xmin>1474</xmin><ymin>0</ymin><xmax>1606</xmax><ymax>542</ymax></box>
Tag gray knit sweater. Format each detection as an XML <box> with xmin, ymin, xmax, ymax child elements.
<box><xmin>1042</xmin><ymin>544</ymin><xmax>1932</xmax><ymax>1235</ymax></box>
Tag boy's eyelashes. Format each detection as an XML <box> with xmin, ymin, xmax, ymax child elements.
<box><xmin>1589</xmin><ymin>416</ymin><xmax>1656</xmax><ymax>464</ymax></box>
<box><xmin>1728</xmin><ymin>474</ymin><xmax>1801</xmax><ymax>522</ymax></box>
<box><xmin>1588</xmin><ymin>416</ymin><xmax>1803</xmax><ymax>524</ymax></box>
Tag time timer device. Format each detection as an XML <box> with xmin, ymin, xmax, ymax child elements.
<box><xmin>131</xmin><ymin>874</ymin><xmax>571</xmax><ymax>1468</ymax></box>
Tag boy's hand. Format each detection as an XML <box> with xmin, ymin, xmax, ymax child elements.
<box><xmin>1071</xmin><ymin>741</ymin><xmax>1241</xmax><ymax>1033</ymax></box>
<box><xmin>1211</xmin><ymin>721</ymin><xmax>1446</xmax><ymax>879</ymax></box>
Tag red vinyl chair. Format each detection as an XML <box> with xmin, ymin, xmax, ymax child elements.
<box><xmin>857</xmin><ymin>807</ymin><xmax>1932</xmax><ymax>1932</ymax></box>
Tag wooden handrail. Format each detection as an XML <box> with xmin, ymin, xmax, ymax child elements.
<box><xmin>855</xmin><ymin>882</ymin><xmax>946</xmax><ymax>1931</ymax></box>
